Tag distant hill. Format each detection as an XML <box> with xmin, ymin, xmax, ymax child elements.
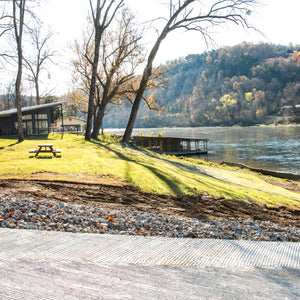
<box><xmin>104</xmin><ymin>42</ymin><xmax>300</xmax><ymax>128</ymax></box>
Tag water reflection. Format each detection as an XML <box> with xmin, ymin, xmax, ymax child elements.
<box><xmin>107</xmin><ymin>126</ymin><xmax>300</xmax><ymax>175</ymax></box>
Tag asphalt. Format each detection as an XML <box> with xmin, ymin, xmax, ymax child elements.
<box><xmin>0</xmin><ymin>228</ymin><xmax>299</xmax><ymax>299</ymax></box>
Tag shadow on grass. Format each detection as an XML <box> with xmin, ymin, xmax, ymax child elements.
<box><xmin>1</xmin><ymin>144</ymin><xmax>15</xmax><ymax>150</ymax></box>
<box><xmin>89</xmin><ymin>139</ymin><xmax>186</xmax><ymax>195</ymax></box>
<box><xmin>36</xmin><ymin>156</ymin><xmax>61</xmax><ymax>159</ymax></box>
<box><xmin>27</xmin><ymin>134</ymin><xmax>64</xmax><ymax>141</ymax></box>
<box><xmin>87</xmin><ymin>139</ymin><xmax>256</xmax><ymax>199</ymax></box>
<box><xmin>28</xmin><ymin>155</ymin><xmax>62</xmax><ymax>159</ymax></box>
<box><xmin>0</xmin><ymin>138</ymin><xmax>22</xmax><ymax>149</ymax></box>
<box><xmin>0</xmin><ymin>134</ymin><xmax>63</xmax><ymax>147</ymax></box>
<box><xmin>133</xmin><ymin>145</ymin><xmax>221</xmax><ymax>185</ymax></box>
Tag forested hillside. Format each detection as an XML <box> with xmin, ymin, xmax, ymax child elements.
<box><xmin>103</xmin><ymin>42</ymin><xmax>300</xmax><ymax>128</ymax></box>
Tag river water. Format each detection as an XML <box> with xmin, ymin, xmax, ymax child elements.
<box><xmin>107</xmin><ymin>126</ymin><xmax>300</xmax><ymax>175</ymax></box>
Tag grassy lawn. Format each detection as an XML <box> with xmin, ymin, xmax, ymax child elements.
<box><xmin>0</xmin><ymin>134</ymin><xmax>299</xmax><ymax>208</ymax></box>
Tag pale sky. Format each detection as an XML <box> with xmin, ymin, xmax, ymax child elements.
<box><xmin>1</xmin><ymin>0</ymin><xmax>300</xmax><ymax>96</ymax></box>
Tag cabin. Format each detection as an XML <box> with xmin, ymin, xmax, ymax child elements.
<box><xmin>53</xmin><ymin>116</ymin><xmax>85</xmax><ymax>134</ymax></box>
<box><xmin>0</xmin><ymin>102</ymin><xmax>63</xmax><ymax>136</ymax></box>
<box><xmin>131</xmin><ymin>136</ymin><xmax>208</xmax><ymax>156</ymax></box>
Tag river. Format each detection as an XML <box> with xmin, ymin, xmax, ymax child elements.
<box><xmin>106</xmin><ymin>126</ymin><xmax>300</xmax><ymax>175</ymax></box>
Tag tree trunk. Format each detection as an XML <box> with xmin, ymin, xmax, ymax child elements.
<box><xmin>91</xmin><ymin>76</ymin><xmax>112</xmax><ymax>139</ymax></box>
<box><xmin>85</xmin><ymin>0</ymin><xmax>124</xmax><ymax>140</ymax></box>
<box><xmin>85</xmin><ymin>28</ymin><xmax>102</xmax><ymax>140</ymax></box>
<box><xmin>101</xmin><ymin>121</ymin><xmax>104</xmax><ymax>135</ymax></box>
<box><xmin>122</xmin><ymin>33</ymin><xmax>166</xmax><ymax>143</ymax></box>
<box><xmin>35</xmin><ymin>76</ymin><xmax>40</xmax><ymax>105</ymax></box>
<box><xmin>14</xmin><ymin>0</ymin><xmax>25</xmax><ymax>142</ymax></box>
<box><xmin>15</xmin><ymin>68</ymin><xmax>24</xmax><ymax>141</ymax></box>
<box><xmin>91</xmin><ymin>99</ymin><xmax>108</xmax><ymax>139</ymax></box>
<box><xmin>122</xmin><ymin>67</ymin><xmax>151</xmax><ymax>143</ymax></box>
<box><xmin>121</xmin><ymin>0</ymin><xmax>204</xmax><ymax>143</ymax></box>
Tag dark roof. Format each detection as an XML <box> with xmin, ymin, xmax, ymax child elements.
<box><xmin>0</xmin><ymin>102</ymin><xmax>64</xmax><ymax>117</ymax></box>
<box><xmin>282</xmin><ymin>104</ymin><xmax>300</xmax><ymax>109</ymax></box>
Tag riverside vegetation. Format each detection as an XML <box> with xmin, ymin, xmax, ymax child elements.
<box><xmin>0</xmin><ymin>134</ymin><xmax>299</xmax><ymax>240</ymax></box>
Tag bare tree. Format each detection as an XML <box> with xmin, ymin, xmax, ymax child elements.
<box><xmin>72</xmin><ymin>11</ymin><xmax>143</xmax><ymax>138</ymax></box>
<box><xmin>90</xmin><ymin>9</ymin><xmax>144</xmax><ymax>138</ymax></box>
<box><xmin>0</xmin><ymin>0</ymin><xmax>39</xmax><ymax>141</ymax></box>
<box><xmin>72</xmin><ymin>10</ymin><xmax>168</xmax><ymax>139</ymax></box>
<box><xmin>119</xmin><ymin>65</ymin><xmax>170</xmax><ymax>110</ymax></box>
<box><xmin>72</xmin><ymin>32</ymin><xmax>93</xmax><ymax>95</ymax></box>
<box><xmin>0</xmin><ymin>2</ymin><xmax>13</xmax><ymax>62</ymax></box>
<box><xmin>24</xmin><ymin>27</ymin><xmax>55</xmax><ymax>105</ymax></box>
<box><xmin>0</xmin><ymin>4</ymin><xmax>12</xmax><ymax>38</ymax></box>
<box><xmin>85</xmin><ymin>0</ymin><xmax>124</xmax><ymax>141</ymax></box>
<box><xmin>122</xmin><ymin>0</ymin><xmax>258</xmax><ymax>143</ymax></box>
<box><xmin>13</xmin><ymin>0</ymin><xmax>26</xmax><ymax>142</ymax></box>
<box><xmin>61</xmin><ymin>89</ymin><xmax>88</xmax><ymax>118</ymax></box>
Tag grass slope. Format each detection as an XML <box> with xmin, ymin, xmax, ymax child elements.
<box><xmin>0</xmin><ymin>134</ymin><xmax>299</xmax><ymax>208</ymax></box>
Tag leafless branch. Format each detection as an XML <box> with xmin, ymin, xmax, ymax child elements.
<box><xmin>86</xmin><ymin>0</ymin><xmax>125</xmax><ymax>140</ymax></box>
<box><xmin>122</xmin><ymin>0</ymin><xmax>260</xmax><ymax>142</ymax></box>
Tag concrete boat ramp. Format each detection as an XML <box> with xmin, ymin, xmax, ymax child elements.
<box><xmin>0</xmin><ymin>228</ymin><xmax>299</xmax><ymax>299</ymax></box>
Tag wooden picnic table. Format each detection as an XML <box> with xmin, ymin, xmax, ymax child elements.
<box><xmin>29</xmin><ymin>143</ymin><xmax>61</xmax><ymax>157</ymax></box>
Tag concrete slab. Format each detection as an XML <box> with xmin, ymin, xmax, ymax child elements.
<box><xmin>0</xmin><ymin>228</ymin><xmax>299</xmax><ymax>299</ymax></box>
<box><xmin>1</xmin><ymin>228</ymin><xmax>300</xmax><ymax>268</ymax></box>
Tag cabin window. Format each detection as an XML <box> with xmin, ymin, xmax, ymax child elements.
<box><xmin>22</xmin><ymin>114</ymin><xmax>32</xmax><ymax>120</ymax></box>
<box><xmin>36</xmin><ymin>113</ymin><xmax>47</xmax><ymax>120</ymax></box>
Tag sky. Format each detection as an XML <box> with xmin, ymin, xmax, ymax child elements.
<box><xmin>1</xmin><ymin>0</ymin><xmax>300</xmax><ymax>96</ymax></box>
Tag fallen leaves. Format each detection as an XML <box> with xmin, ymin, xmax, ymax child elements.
<box><xmin>108</xmin><ymin>216</ymin><xmax>115</xmax><ymax>222</ymax></box>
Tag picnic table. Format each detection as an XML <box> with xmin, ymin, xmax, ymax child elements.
<box><xmin>29</xmin><ymin>143</ymin><xmax>61</xmax><ymax>157</ymax></box>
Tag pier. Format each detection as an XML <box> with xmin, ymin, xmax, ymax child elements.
<box><xmin>131</xmin><ymin>136</ymin><xmax>208</xmax><ymax>156</ymax></box>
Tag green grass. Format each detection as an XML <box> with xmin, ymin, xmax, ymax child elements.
<box><xmin>0</xmin><ymin>134</ymin><xmax>299</xmax><ymax>208</ymax></box>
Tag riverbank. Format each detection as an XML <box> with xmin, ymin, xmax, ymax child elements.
<box><xmin>1</xmin><ymin>134</ymin><xmax>300</xmax><ymax>201</ymax></box>
<box><xmin>1</xmin><ymin>134</ymin><xmax>299</xmax><ymax>223</ymax></box>
<box><xmin>113</xmin><ymin>125</ymin><xmax>300</xmax><ymax>175</ymax></box>
<box><xmin>221</xmin><ymin>161</ymin><xmax>300</xmax><ymax>181</ymax></box>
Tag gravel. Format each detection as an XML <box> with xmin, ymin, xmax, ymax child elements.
<box><xmin>0</xmin><ymin>194</ymin><xmax>299</xmax><ymax>241</ymax></box>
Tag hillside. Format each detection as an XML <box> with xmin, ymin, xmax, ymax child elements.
<box><xmin>103</xmin><ymin>42</ymin><xmax>300</xmax><ymax>128</ymax></box>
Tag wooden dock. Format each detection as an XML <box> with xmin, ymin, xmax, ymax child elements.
<box><xmin>131</xmin><ymin>136</ymin><xmax>208</xmax><ymax>156</ymax></box>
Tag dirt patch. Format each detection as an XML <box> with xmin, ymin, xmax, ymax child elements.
<box><xmin>0</xmin><ymin>179</ymin><xmax>299</xmax><ymax>227</ymax></box>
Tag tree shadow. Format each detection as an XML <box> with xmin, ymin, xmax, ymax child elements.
<box><xmin>120</xmin><ymin>144</ymin><xmax>248</xmax><ymax>199</ymax></box>
<box><xmin>89</xmin><ymin>139</ymin><xmax>256</xmax><ymax>199</ymax></box>
<box><xmin>0</xmin><ymin>140</ymin><xmax>22</xmax><ymax>149</ymax></box>
<box><xmin>0</xmin><ymin>143</ymin><xmax>17</xmax><ymax>149</ymax></box>
<box><xmin>134</xmin><ymin>145</ymin><xmax>219</xmax><ymax>181</ymax></box>
<box><xmin>88</xmin><ymin>140</ymin><xmax>185</xmax><ymax>195</ymax></box>
<box><xmin>0</xmin><ymin>134</ymin><xmax>64</xmax><ymax>148</ymax></box>
<box><xmin>26</xmin><ymin>134</ymin><xmax>62</xmax><ymax>141</ymax></box>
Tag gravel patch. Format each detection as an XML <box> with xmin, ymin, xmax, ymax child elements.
<box><xmin>0</xmin><ymin>194</ymin><xmax>299</xmax><ymax>241</ymax></box>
